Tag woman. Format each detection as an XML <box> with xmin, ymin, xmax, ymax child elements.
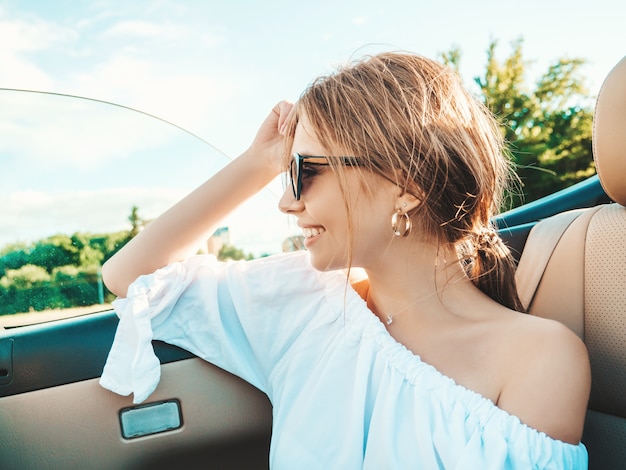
<box><xmin>100</xmin><ymin>52</ymin><xmax>590</xmax><ymax>468</ymax></box>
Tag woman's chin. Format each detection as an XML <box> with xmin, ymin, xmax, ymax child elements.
<box><xmin>307</xmin><ymin>252</ymin><xmax>348</xmax><ymax>273</ymax></box>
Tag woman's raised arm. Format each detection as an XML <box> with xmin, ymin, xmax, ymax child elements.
<box><xmin>101</xmin><ymin>101</ymin><xmax>294</xmax><ymax>298</ymax></box>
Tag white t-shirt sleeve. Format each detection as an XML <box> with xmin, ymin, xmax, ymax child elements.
<box><xmin>99</xmin><ymin>251</ymin><xmax>331</xmax><ymax>403</ymax></box>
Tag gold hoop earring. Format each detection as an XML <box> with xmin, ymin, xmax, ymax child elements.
<box><xmin>391</xmin><ymin>210</ymin><xmax>412</xmax><ymax>237</ymax></box>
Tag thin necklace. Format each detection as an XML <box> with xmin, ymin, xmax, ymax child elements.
<box><xmin>368</xmin><ymin>260</ymin><xmax>466</xmax><ymax>326</ymax></box>
<box><xmin>370</xmin><ymin>290</ymin><xmax>441</xmax><ymax>326</ymax></box>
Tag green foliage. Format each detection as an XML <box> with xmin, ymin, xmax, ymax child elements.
<box><xmin>0</xmin><ymin>265</ymin><xmax>64</xmax><ymax>313</ymax></box>
<box><xmin>0</xmin><ymin>242</ymin><xmax>30</xmax><ymax>277</ymax></box>
<box><xmin>442</xmin><ymin>39</ymin><xmax>595</xmax><ymax>207</ymax></box>
<box><xmin>90</xmin><ymin>231</ymin><xmax>132</xmax><ymax>263</ymax></box>
<box><xmin>0</xmin><ymin>230</ymin><xmax>127</xmax><ymax>315</ymax></box>
<box><xmin>217</xmin><ymin>244</ymin><xmax>254</xmax><ymax>261</ymax></box>
<box><xmin>128</xmin><ymin>205</ymin><xmax>144</xmax><ymax>238</ymax></box>
<box><xmin>79</xmin><ymin>245</ymin><xmax>105</xmax><ymax>268</ymax></box>
<box><xmin>0</xmin><ymin>204</ymin><xmax>255</xmax><ymax>315</ymax></box>
<box><xmin>1</xmin><ymin>264</ymin><xmax>50</xmax><ymax>289</ymax></box>
<box><xmin>0</xmin><ymin>206</ymin><xmax>145</xmax><ymax>315</ymax></box>
<box><xmin>29</xmin><ymin>234</ymin><xmax>80</xmax><ymax>273</ymax></box>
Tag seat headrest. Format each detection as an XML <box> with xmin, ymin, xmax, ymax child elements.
<box><xmin>594</xmin><ymin>56</ymin><xmax>626</xmax><ymax>206</ymax></box>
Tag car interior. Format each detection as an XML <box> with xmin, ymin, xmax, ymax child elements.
<box><xmin>514</xmin><ymin>54</ymin><xmax>626</xmax><ymax>470</ymax></box>
<box><xmin>0</xmin><ymin>55</ymin><xmax>624</xmax><ymax>469</ymax></box>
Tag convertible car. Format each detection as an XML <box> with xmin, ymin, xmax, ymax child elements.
<box><xmin>1</xmin><ymin>56</ymin><xmax>624</xmax><ymax>469</ymax></box>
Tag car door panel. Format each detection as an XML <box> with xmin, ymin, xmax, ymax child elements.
<box><xmin>0</xmin><ymin>314</ymin><xmax>272</xmax><ymax>470</ymax></box>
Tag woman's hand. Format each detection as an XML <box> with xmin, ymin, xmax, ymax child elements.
<box><xmin>248</xmin><ymin>100</ymin><xmax>295</xmax><ymax>176</ymax></box>
<box><xmin>102</xmin><ymin>100</ymin><xmax>296</xmax><ymax>297</ymax></box>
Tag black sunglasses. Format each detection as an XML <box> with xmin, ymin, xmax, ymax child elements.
<box><xmin>289</xmin><ymin>153</ymin><xmax>360</xmax><ymax>200</ymax></box>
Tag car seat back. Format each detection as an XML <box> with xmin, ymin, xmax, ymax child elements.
<box><xmin>515</xmin><ymin>55</ymin><xmax>626</xmax><ymax>469</ymax></box>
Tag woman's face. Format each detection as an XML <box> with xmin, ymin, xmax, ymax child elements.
<box><xmin>278</xmin><ymin>113</ymin><xmax>399</xmax><ymax>272</ymax></box>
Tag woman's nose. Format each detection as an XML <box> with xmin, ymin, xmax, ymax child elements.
<box><xmin>278</xmin><ymin>186</ymin><xmax>303</xmax><ymax>214</ymax></box>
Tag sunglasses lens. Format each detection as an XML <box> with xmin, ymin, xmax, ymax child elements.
<box><xmin>290</xmin><ymin>158</ymin><xmax>299</xmax><ymax>200</ymax></box>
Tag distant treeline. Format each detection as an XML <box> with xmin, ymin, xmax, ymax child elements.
<box><xmin>0</xmin><ymin>219</ymin><xmax>259</xmax><ymax>316</ymax></box>
<box><xmin>0</xmin><ymin>231</ymin><xmax>129</xmax><ymax>315</ymax></box>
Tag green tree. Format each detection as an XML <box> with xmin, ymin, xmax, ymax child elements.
<box><xmin>128</xmin><ymin>205</ymin><xmax>144</xmax><ymax>238</ymax></box>
<box><xmin>80</xmin><ymin>244</ymin><xmax>105</xmax><ymax>268</ymax></box>
<box><xmin>29</xmin><ymin>234</ymin><xmax>79</xmax><ymax>273</ymax></box>
<box><xmin>442</xmin><ymin>39</ymin><xmax>595</xmax><ymax>207</ymax></box>
<box><xmin>69</xmin><ymin>233</ymin><xmax>103</xmax><ymax>267</ymax></box>
<box><xmin>0</xmin><ymin>228</ymin><xmax>134</xmax><ymax>314</ymax></box>
<box><xmin>90</xmin><ymin>231</ymin><xmax>131</xmax><ymax>263</ymax></box>
<box><xmin>0</xmin><ymin>243</ymin><xmax>29</xmax><ymax>276</ymax></box>
<box><xmin>53</xmin><ymin>265</ymin><xmax>100</xmax><ymax>307</ymax></box>
<box><xmin>1</xmin><ymin>264</ymin><xmax>50</xmax><ymax>289</ymax></box>
<box><xmin>218</xmin><ymin>244</ymin><xmax>253</xmax><ymax>261</ymax></box>
<box><xmin>0</xmin><ymin>265</ymin><xmax>68</xmax><ymax>313</ymax></box>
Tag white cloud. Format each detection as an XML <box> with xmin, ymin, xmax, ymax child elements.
<box><xmin>0</xmin><ymin>5</ymin><xmax>242</xmax><ymax>156</ymax></box>
<box><xmin>0</xmin><ymin>185</ymin><xmax>294</xmax><ymax>256</ymax></box>
<box><xmin>1</xmin><ymin>187</ymin><xmax>185</xmax><ymax>244</ymax></box>
<box><xmin>102</xmin><ymin>18</ymin><xmax>223</xmax><ymax>48</ymax></box>
<box><xmin>0</xmin><ymin>16</ymin><xmax>74</xmax><ymax>51</ymax></box>
<box><xmin>0</xmin><ymin>89</ymin><xmax>206</xmax><ymax>170</ymax></box>
<box><xmin>103</xmin><ymin>20</ymin><xmax>166</xmax><ymax>38</ymax></box>
<box><xmin>0</xmin><ymin>49</ymin><xmax>54</xmax><ymax>90</ymax></box>
<box><xmin>351</xmin><ymin>16</ymin><xmax>369</xmax><ymax>26</ymax></box>
<box><xmin>0</xmin><ymin>12</ymin><xmax>72</xmax><ymax>89</ymax></box>
<box><xmin>67</xmin><ymin>52</ymin><xmax>239</xmax><ymax>141</ymax></box>
<box><xmin>0</xmin><ymin>84</ymin><xmax>287</xmax><ymax>254</ymax></box>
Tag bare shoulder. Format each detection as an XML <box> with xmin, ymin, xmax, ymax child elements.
<box><xmin>496</xmin><ymin>312</ymin><xmax>591</xmax><ymax>444</ymax></box>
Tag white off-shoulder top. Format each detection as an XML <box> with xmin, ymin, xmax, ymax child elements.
<box><xmin>100</xmin><ymin>251</ymin><xmax>588</xmax><ymax>469</ymax></box>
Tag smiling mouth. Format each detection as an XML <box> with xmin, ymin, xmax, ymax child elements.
<box><xmin>302</xmin><ymin>227</ymin><xmax>326</xmax><ymax>238</ymax></box>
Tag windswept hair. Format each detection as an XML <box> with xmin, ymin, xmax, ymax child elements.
<box><xmin>284</xmin><ymin>52</ymin><xmax>523</xmax><ymax>312</ymax></box>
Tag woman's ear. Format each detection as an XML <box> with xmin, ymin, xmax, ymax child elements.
<box><xmin>397</xmin><ymin>192</ymin><xmax>421</xmax><ymax>212</ymax></box>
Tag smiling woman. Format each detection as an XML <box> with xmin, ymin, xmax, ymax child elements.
<box><xmin>2</xmin><ymin>2</ymin><xmax>624</xmax><ymax>468</ymax></box>
<box><xmin>99</xmin><ymin>52</ymin><xmax>590</xmax><ymax>468</ymax></box>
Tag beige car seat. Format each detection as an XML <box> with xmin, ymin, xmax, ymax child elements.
<box><xmin>515</xmin><ymin>55</ymin><xmax>626</xmax><ymax>469</ymax></box>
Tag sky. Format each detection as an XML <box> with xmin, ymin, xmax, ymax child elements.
<box><xmin>1</xmin><ymin>0</ymin><xmax>624</xmax><ymax>255</ymax></box>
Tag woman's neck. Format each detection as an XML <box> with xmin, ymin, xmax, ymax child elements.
<box><xmin>361</xmin><ymin>242</ymin><xmax>471</xmax><ymax>326</ymax></box>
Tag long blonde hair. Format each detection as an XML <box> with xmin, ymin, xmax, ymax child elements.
<box><xmin>285</xmin><ymin>52</ymin><xmax>523</xmax><ymax>311</ymax></box>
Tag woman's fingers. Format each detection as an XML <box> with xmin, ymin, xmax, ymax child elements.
<box><xmin>276</xmin><ymin>100</ymin><xmax>295</xmax><ymax>135</ymax></box>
